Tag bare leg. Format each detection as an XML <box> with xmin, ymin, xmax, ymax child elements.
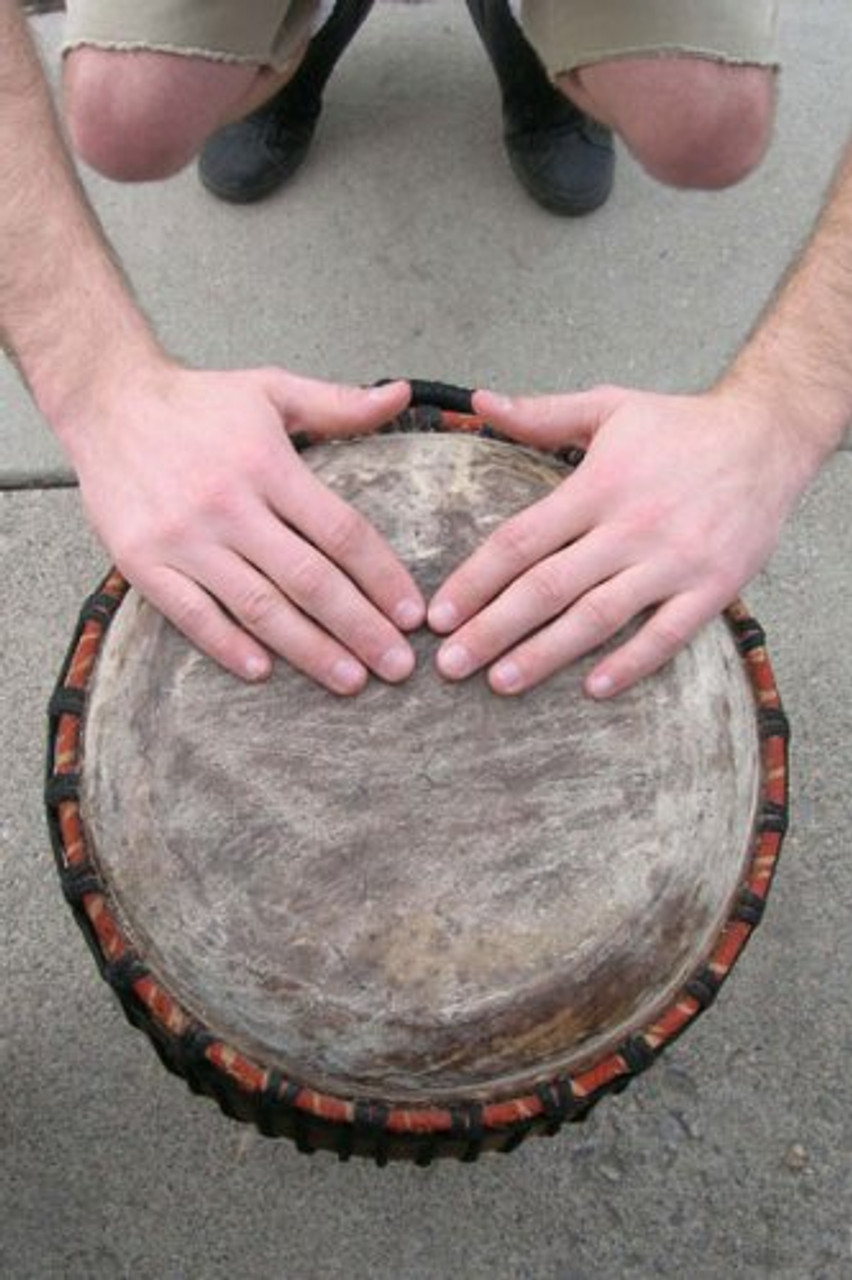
<box><xmin>63</xmin><ymin>46</ymin><xmax>306</xmax><ymax>182</ymax></box>
<box><xmin>559</xmin><ymin>57</ymin><xmax>776</xmax><ymax>190</ymax></box>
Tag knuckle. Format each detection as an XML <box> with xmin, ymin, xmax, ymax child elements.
<box><xmin>491</xmin><ymin>517</ymin><xmax>538</xmax><ymax>572</ymax></box>
<box><xmin>111</xmin><ymin>527</ymin><xmax>170</xmax><ymax>575</ymax></box>
<box><xmin>582</xmin><ymin>457</ymin><xmax>619</xmax><ymax>504</ymax></box>
<box><xmin>574</xmin><ymin>592</ymin><xmax>620</xmax><ymax>638</ymax></box>
<box><xmin>235</xmin><ymin>583</ymin><xmax>280</xmax><ymax>630</ymax></box>
<box><xmin>240</xmin><ymin>444</ymin><xmax>277</xmax><ymax>489</ymax></box>
<box><xmin>646</xmin><ymin>615</ymin><xmax>691</xmax><ymax>659</ymax></box>
<box><xmin>669</xmin><ymin>531</ymin><xmax>708</xmax><ymax>574</ymax></box>
<box><xmin>193</xmin><ymin>478</ymin><xmax>237</xmax><ymax>521</ymax></box>
<box><xmin>623</xmin><ymin>501</ymin><xmax>666</xmax><ymax>540</ymax></box>
<box><xmin>707</xmin><ymin>564</ymin><xmax>741</xmax><ymax>603</ymax></box>
<box><xmin>323</xmin><ymin>505</ymin><xmax>368</xmax><ymax>561</ymax></box>
<box><xmin>165</xmin><ymin>591</ymin><xmax>212</xmax><ymax>638</ymax></box>
<box><xmin>286</xmin><ymin>551</ymin><xmax>327</xmax><ymax>605</ymax></box>
<box><xmin>526</xmin><ymin>561</ymin><xmax>567</xmax><ymax>614</ymax></box>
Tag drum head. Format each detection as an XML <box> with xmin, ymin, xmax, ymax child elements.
<box><xmin>79</xmin><ymin>434</ymin><xmax>762</xmax><ymax>1105</ymax></box>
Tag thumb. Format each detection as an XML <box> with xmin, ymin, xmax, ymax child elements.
<box><xmin>258</xmin><ymin>370</ymin><xmax>410</xmax><ymax>438</ymax></box>
<box><xmin>473</xmin><ymin>385</ymin><xmax>627</xmax><ymax>450</ymax></box>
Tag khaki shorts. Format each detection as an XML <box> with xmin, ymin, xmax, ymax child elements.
<box><xmin>63</xmin><ymin>0</ymin><xmax>331</xmax><ymax>69</ymax></box>
<box><xmin>521</xmin><ymin>0</ymin><xmax>779</xmax><ymax>75</ymax></box>
<box><xmin>63</xmin><ymin>0</ymin><xmax>779</xmax><ymax>74</ymax></box>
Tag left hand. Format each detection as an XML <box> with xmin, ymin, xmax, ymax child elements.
<box><xmin>428</xmin><ymin>383</ymin><xmax>811</xmax><ymax>698</ymax></box>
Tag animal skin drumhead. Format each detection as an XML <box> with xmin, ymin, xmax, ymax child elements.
<box><xmin>79</xmin><ymin>434</ymin><xmax>761</xmax><ymax>1103</ymax></box>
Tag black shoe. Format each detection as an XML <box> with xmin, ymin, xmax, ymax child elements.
<box><xmin>504</xmin><ymin>102</ymin><xmax>614</xmax><ymax>217</ymax></box>
<box><xmin>199</xmin><ymin>99</ymin><xmax>320</xmax><ymax>204</ymax></box>
<box><xmin>199</xmin><ymin>0</ymin><xmax>374</xmax><ymax>204</ymax></box>
<box><xmin>466</xmin><ymin>0</ymin><xmax>614</xmax><ymax>216</ymax></box>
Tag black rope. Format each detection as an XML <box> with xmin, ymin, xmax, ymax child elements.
<box><xmin>353</xmin><ymin>1100</ymin><xmax>391</xmax><ymax>1166</ymax></box>
<box><xmin>734</xmin><ymin>888</ymin><xmax>766</xmax><ymax>926</ymax></box>
<box><xmin>620</xmin><ymin>1035</ymin><xmax>655</xmax><ymax>1075</ymax></box>
<box><xmin>730</xmin><ymin>615</ymin><xmax>766</xmax><ymax>655</ymax></box>
<box><xmin>257</xmin><ymin>1070</ymin><xmax>285</xmax><ymax>1138</ymax></box>
<box><xmin>685</xmin><ymin>967</ymin><xmax>721</xmax><ymax>1010</ymax></box>
<box><xmin>535</xmin><ymin>1078</ymin><xmax>583</xmax><ymax>1131</ymax></box>
<box><xmin>176</xmin><ymin>1025</ymin><xmax>218</xmax><ymax>1098</ymax></box>
<box><xmin>48</xmin><ymin>687</ymin><xmax>87</xmax><ymax>719</ymax></box>
<box><xmin>45</xmin><ymin>773</ymin><xmax>80</xmax><ymax>808</ymax></box>
<box><xmin>79</xmin><ymin>588</ymin><xmax>124</xmax><ymax>628</ymax></box>
<box><xmin>408</xmin><ymin>379</ymin><xmax>474</xmax><ymax>414</ymax></box>
<box><xmin>759</xmin><ymin>800</ymin><xmax>789</xmax><ymax>836</ymax></box>
<box><xmin>414</xmin><ymin>1136</ymin><xmax>439</xmax><ymax>1167</ymax></box>
<box><xmin>289</xmin><ymin>379</ymin><xmax>584</xmax><ymax>474</ymax></box>
<box><xmin>759</xmin><ymin>707</ymin><xmax>791</xmax><ymax>742</ymax></box>
<box><xmin>461</xmin><ymin>1103</ymin><xmax>486</xmax><ymax>1163</ymax></box>
<box><xmin>103</xmin><ymin>952</ymin><xmax>148</xmax><ymax>999</ymax></box>
<box><xmin>499</xmin><ymin>1122</ymin><xmax>534</xmax><ymax>1154</ymax></box>
<box><xmin>59</xmin><ymin>867</ymin><xmax>102</xmax><ymax>906</ymax></box>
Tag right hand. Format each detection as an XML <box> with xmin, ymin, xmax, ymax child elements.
<box><xmin>429</xmin><ymin>382</ymin><xmax>810</xmax><ymax>698</ymax></box>
<box><xmin>59</xmin><ymin>360</ymin><xmax>424</xmax><ymax>694</ymax></box>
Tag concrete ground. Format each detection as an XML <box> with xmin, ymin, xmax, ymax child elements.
<box><xmin>2</xmin><ymin>3</ymin><xmax>851</xmax><ymax>1277</ymax></box>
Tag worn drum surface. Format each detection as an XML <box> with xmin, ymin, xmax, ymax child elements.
<box><xmin>47</xmin><ymin>428</ymin><xmax>789</xmax><ymax>1159</ymax></box>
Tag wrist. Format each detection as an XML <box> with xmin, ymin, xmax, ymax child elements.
<box><xmin>34</xmin><ymin>328</ymin><xmax>171</xmax><ymax>454</ymax></box>
<box><xmin>711</xmin><ymin>365</ymin><xmax>845</xmax><ymax>492</ymax></box>
<box><xmin>702</xmin><ymin>377</ymin><xmax>829</xmax><ymax>522</ymax></box>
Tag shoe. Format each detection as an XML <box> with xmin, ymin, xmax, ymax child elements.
<box><xmin>504</xmin><ymin>102</ymin><xmax>614</xmax><ymax>217</ymax></box>
<box><xmin>199</xmin><ymin>97</ymin><xmax>320</xmax><ymax>204</ymax></box>
<box><xmin>199</xmin><ymin>0</ymin><xmax>374</xmax><ymax>204</ymax></box>
<box><xmin>466</xmin><ymin>0</ymin><xmax>614</xmax><ymax>216</ymax></box>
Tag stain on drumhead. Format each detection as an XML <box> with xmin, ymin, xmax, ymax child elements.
<box><xmin>80</xmin><ymin>435</ymin><xmax>761</xmax><ymax>1103</ymax></box>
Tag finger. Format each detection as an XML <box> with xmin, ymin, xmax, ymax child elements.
<box><xmin>269</xmin><ymin>460</ymin><xmax>425</xmax><ymax>631</ymax></box>
<box><xmin>584</xmin><ymin>592</ymin><xmax>718</xmax><ymax>700</ymax></box>
<box><xmin>435</xmin><ymin>528</ymin><xmax>618</xmax><ymax>681</ymax></box>
<box><xmin>135</xmin><ymin>566</ymin><xmax>274</xmax><ymax>684</ymax></box>
<box><xmin>214</xmin><ymin>513</ymin><xmax>417</xmax><ymax>683</ymax></box>
<box><xmin>428</xmin><ymin>482</ymin><xmax>594</xmax><ymax>635</ymax></box>
<box><xmin>260</xmin><ymin>372</ymin><xmax>410</xmax><ymax>438</ymax></box>
<box><xmin>473</xmin><ymin>386</ymin><xmax>627</xmax><ymax>450</ymax></box>
<box><xmin>484</xmin><ymin>567</ymin><xmax>658</xmax><ymax>696</ymax></box>
<box><xmin>197</xmin><ymin>550</ymin><xmax>396</xmax><ymax>694</ymax></box>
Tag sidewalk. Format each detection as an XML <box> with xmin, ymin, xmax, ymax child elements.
<box><xmin>2</xmin><ymin>5</ymin><xmax>851</xmax><ymax>1278</ymax></box>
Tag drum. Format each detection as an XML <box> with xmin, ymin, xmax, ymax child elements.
<box><xmin>45</xmin><ymin>382</ymin><xmax>789</xmax><ymax>1164</ymax></box>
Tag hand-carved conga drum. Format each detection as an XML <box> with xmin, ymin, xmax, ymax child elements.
<box><xmin>46</xmin><ymin>386</ymin><xmax>789</xmax><ymax>1163</ymax></box>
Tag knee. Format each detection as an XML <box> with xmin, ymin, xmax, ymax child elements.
<box><xmin>573</xmin><ymin>61</ymin><xmax>776</xmax><ymax>191</ymax></box>
<box><xmin>64</xmin><ymin>50</ymin><xmax>211</xmax><ymax>181</ymax></box>
<box><xmin>635</xmin><ymin>67</ymin><xmax>775</xmax><ymax>190</ymax></box>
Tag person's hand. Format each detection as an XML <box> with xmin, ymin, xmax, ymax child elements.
<box><xmin>428</xmin><ymin>383</ymin><xmax>811</xmax><ymax>698</ymax></box>
<box><xmin>61</xmin><ymin>361</ymin><xmax>425</xmax><ymax>693</ymax></box>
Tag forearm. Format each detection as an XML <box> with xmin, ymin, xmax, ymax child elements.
<box><xmin>0</xmin><ymin>1</ymin><xmax>163</xmax><ymax>438</ymax></box>
<box><xmin>722</xmin><ymin>136</ymin><xmax>852</xmax><ymax>472</ymax></box>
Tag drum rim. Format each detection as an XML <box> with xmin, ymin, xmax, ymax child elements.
<box><xmin>44</xmin><ymin>420</ymin><xmax>789</xmax><ymax>1163</ymax></box>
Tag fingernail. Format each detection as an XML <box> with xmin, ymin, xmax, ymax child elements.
<box><xmin>378</xmin><ymin>645</ymin><xmax>414</xmax><ymax>683</ymax></box>
<box><xmin>429</xmin><ymin>601</ymin><xmax>459</xmax><ymax>633</ymax></box>
<box><xmin>244</xmin><ymin>654</ymin><xmax>271</xmax><ymax>681</ymax></box>
<box><xmin>491</xmin><ymin>660</ymin><xmax>523</xmax><ymax>693</ymax></box>
<box><xmin>331</xmin><ymin>657</ymin><xmax>366</xmax><ymax>693</ymax></box>
<box><xmin>438</xmin><ymin>643</ymin><xmax>474</xmax><ymax>680</ymax></box>
<box><xmin>394</xmin><ymin>598</ymin><xmax>424</xmax><ymax>630</ymax></box>
<box><xmin>586</xmin><ymin>672</ymin><xmax>615</xmax><ymax>699</ymax></box>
